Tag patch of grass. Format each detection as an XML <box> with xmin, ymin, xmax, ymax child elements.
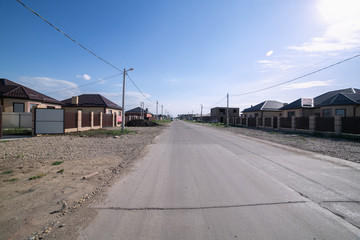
<box><xmin>16</xmin><ymin>154</ymin><xmax>24</xmax><ymax>158</ymax></box>
<box><xmin>29</xmin><ymin>174</ymin><xmax>46</xmax><ymax>180</ymax></box>
<box><xmin>52</xmin><ymin>161</ymin><xmax>63</xmax><ymax>166</ymax></box>
<box><xmin>56</xmin><ymin>169</ymin><xmax>64</xmax><ymax>174</ymax></box>
<box><xmin>0</xmin><ymin>140</ymin><xmax>11</xmax><ymax>143</ymax></box>
<box><xmin>67</xmin><ymin>128</ymin><xmax>135</xmax><ymax>138</ymax></box>
<box><xmin>1</xmin><ymin>170</ymin><xmax>13</xmax><ymax>175</ymax></box>
<box><xmin>3</xmin><ymin>178</ymin><xmax>18</xmax><ymax>182</ymax></box>
<box><xmin>2</xmin><ymin>128</ymin><xmax>32</xmax><ymax>135</ymax></box>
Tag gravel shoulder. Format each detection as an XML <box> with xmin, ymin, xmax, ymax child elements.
<box><xmin>205</xmin><ymin>124</ymin><xmax>360</xmax><ymax>164</ymax></box>
<box><xmin>0</xmin><ymin>126</ymin><xmax>165</xmax><ymax>240</ymax></box>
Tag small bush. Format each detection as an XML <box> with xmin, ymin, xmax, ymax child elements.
<box><xmin>52</xmin><ymin>161</ymin><xmax>64</xmax><ymax>166</ymax></box>
<box><xmin>3</xmin><ymin>178</ymin><xmax>18</xmax><ymax>182</ymax></box>
<box><xmin>56</xmin><ymin>169</ymin><xmax>64</xmax><ymax>174</ymax></box>
<box><xmin>1</xmin><ymin>170</ymin><xmax>13</xmax><ymax>175</ymax></box>
<box><xmin>29</xmin><ymin>174</ymin><xmax>46</xmax><ymax>180</ymax></box>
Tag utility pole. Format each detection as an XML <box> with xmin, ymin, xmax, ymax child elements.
<box><xmin>200</xmin><ymin>104</ymin><xmax>203</xmax><ymax>122</ymax></box>
<box><xmin>121</xmin><ymin>68</ymin><xmax>134</xmax><ymax>131</ymax></box>
<box><xmin>161</xmin><ymin>105</ymin><xmax>163</xmax><ymax>116</ymax></box>
<box><xmin>156</xmin><ymin>101</ymin><xmax>158</xmax><ymax>122</ymax></box>
<box><xmin>226</xmin><ymin>93</ymin><xmax>229</xmax><ymax>126</ymax></box>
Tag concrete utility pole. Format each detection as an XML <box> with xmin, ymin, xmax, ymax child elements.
<box><xmin>161</xmin><ymin>105</ymin><xmax>163</xmax><ymax>116</ymax></box>
<box><xmin>226</xmin><ymin>93</ymin><xmax>229</xmax><ymax>126</ymax></box>
<box><xmin>121</xmin><ymin>68</ymin><xmax>134</xmax><ymax>131</ymax></box>
<box><xmin>156</xmin><ymin>101</ymin><xmax>159</xmax><ymax>122</ymax></box>
<box><xmin>200</xmin><ymin>104</ymin><xmax>203</xmax><ymax>122</ymax></box>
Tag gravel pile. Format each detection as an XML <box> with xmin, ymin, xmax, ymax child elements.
<box><xmin>217</xmin><ymin>126</ymin><xmax>360</xmax><ymax>163</ymax></box>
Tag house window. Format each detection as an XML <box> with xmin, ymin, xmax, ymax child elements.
<box><xmin>233</xmin><ymin>109</ymin><xmax>237</xmax><ymax>113</ymax></box>
<box><xmin>254</xmin><ymin>113</ymin><xmax>259</xmax><ymax>118</ymax></box>
<box><xmin>335</xmin><ymin>109</ymin><xmax>346</xmax><ymax>117</ymax></box>
<box><xmin>107</xmin><ymin>110</ymin><xmax>113</xmax><ymax>114</ymax></box>
<box><xmin>219</xmin><ymin>109</ymin><xmax>225</xmax><ymax>114</ymax></box>
<box><xmin>323</xmin><ymin>109</ymin><xmax>332</xmax><ymax>117</ymax></box>
<box><xmin>287</xmin><ymin>111</ymin><xmax>295</xmax><ymax>117</ymax></box>
<box><xmin>47</xmin><ymin>106</ymin><xmax>55</xmax><ymax>109</ymax></box>
<box><xmin>13</xmin><ymin>103</ymin><xmax>24</xmax><ymax>112</ymax></box>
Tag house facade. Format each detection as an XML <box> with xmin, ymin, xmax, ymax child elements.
<box><xmin>280</xmin><ymin>88</ymin><xmax>360</xmax><ymax>117</ymax></box>
<box><xmin>242</xmin><ymin>100</ymin><xmax>285</xmax><ymax>118</ymax></box>
<box><xmin>0</xmin><ymin>78</ymin><xmax>63</xmax><ymax>112</ymax></box>
<box><xmin>211</xmin><ymin>107</ymin><xmax>240</xmax><ymax>123</ymax></box>
<box><xmin>62</xmin><ymin>94</ymin><xmax>122</xmax><ymax>123</ymax></box>
<box><xmin>125</xmin><ymin>107</ymin><xmax>153</xmax><ymax>119</ymax></box>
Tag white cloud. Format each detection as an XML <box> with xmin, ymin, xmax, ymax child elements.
<box><xmin>258</xmin><ymin>60</ymin><xmax>294</xmax><ymax>71</ymax></box>
<box><xmin>287</xmin><ymin>16</ymin><xmax>360</xmax><ymax>52</ymax></box>
<box><xmin>282</xmin><ymin>80</ymin><xmax>334</xmax><ymax>90</ymax></box>
<box><xmin>18</xmin><ymin>76</ymin><xmax>80</xmax><ymax>101</ymax></box>
<box><xmin>76</xmin><ymin>74</ymin><xmax>91</xmax><ymax>80</ymax></box>
<box><xmin>266</xmin><ymin>50</ymin><xmax>274</xmax><ymax>56</ymax></box>
<box><xmin>168</xmin><ymin>78</ymin><xmax>179</xmax><ymax>83</ymax></box>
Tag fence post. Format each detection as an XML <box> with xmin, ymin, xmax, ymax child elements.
<box><xmin>77</xmin><ymin>110</ymin><xmax>82</xmax><ymax>132</ymax></box>
<box><xmin>271</xmin><ymin>117</ymin><xmax>274</xmax><ymax>129</ymax></box>
<box><xmin>91</xmin><ymin>112</ymin><xmax>94</xmax><ymax>129</ymax></box>
<box><xmin>309</xmin><ymin>116</ymin><xmax>315</xmax><ymax>134</ymax></box>
<box><xmin>245</xmin><ymin>117</ymin><xmax>248</xmax><ymax>127</ymax></box>
<box><xmin>334</xmin><ymin>116</ymin><xmax>341</xmax><ymax>135</ymax></box>
<box><xmin>100</xmin><ymin>112</ymin><xmax>103</xmax><ymax>128</ymax></box>
<box><xmin>291</xmin><ymin>116</ymin><xmax>296</xmax><ymax>131</ymax></box>
<box><xmin>0</xmin><ymin>105</ymin><xmax>2</xmax><ymax>139</ymax></box>
<box><xmin>277</xmin><ymin>117</ymin><xmax>280</xmax><ymax>130</ymax></box>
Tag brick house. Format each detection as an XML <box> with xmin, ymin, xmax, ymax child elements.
<box><xmin>242</xmin><ymin>100</ymin><xmax>285</xmax><ymax>118</ymax></box>
<box><xmin>211</xmin><ymin>107</ymin><xmax>239</xmax><ymax>124</ymax></box>
<box><xmin>62</xmin><ymin>94</ymin><xmax>122</xmax><ymax>123</ymax></box>
<box><xmin>125</xmin><ymin>107</ymin><xmax>153</xmax><ymax>120</ymax></box>
<box><xmin>0</xmin><ymin>78</ymin><xmax>63</xmax><ymax>112</ymax></box>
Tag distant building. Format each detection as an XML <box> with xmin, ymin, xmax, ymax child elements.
<box><xmin>242</xmin><ymin>100</ymin><xmax>285</xmax><ymax>118</ymax></box>
<box><xmin>125</xmin><ymin>107</ymin><xmax>153</xmax><ymax>119</ymax></box>
<box><xmin>211</xmin><ymin>107</ymin><xmax>239</xmax><ymax>124</ymax></box>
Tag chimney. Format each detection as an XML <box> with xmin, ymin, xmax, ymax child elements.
<box><xmin>71</xmin><ymin>96</ymin><xmax>79</xmax><ymax>105</ymax></box>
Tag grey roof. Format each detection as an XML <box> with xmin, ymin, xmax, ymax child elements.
<box><xmin>243</xmin><ymin>100</ymin><xmax>284</xmax><ymax>113</ymax></box>
<box><xmin>318</xmin><ymin>92</ymin><xmax>360</xmax><ymax>107</ymax></box>
<box><xmin>62</xmin><ymin>94</ymin><xmax>122</xmax><ymax>110</ymax></box>
<box><xmin>281</xmin><ymin>88</ymin><xmax>360</xmax><ymax>110</ymax></box>
<box><xmin>0</xmin><ymin>78</ymin><xmax>63</xmax><ymax>105</ymax></box>
<box><xmin>125</xmin><ymin>107</ymin><xmax>152</xmax><ymax>114</ymax></box>
<box><xmin>314</xmin><ymin>88</ymin><xmax>359</xmax><ymax>106</ymax></box>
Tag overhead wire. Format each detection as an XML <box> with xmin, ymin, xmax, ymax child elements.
<box><xmin>230</xmin><ymin>52</ymin><xmax>360</xmax><ymax>97</ymax></box>
<box><xmin>126</xmin><ymin>73</ymin><xmax>152</xmax><ymax>102</ymax></box>
<box><xmin>17</xmin><ymin>0</ymin><xmax>151</xmax><ymax>101</ymax></box>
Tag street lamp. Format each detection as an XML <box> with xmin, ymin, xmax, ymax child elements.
<box><xmin>122</xmin><ymin>68</ymin><xmax>134</xmax><ymax>131</ymax></box>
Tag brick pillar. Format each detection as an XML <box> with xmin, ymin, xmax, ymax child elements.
<box><xmin>77</xmin><ymin>110</ymin><xmax>82</xmax><ymax>131</ymax></box>
<box><xmin>112</xmin><ymin>113</ymin><xmax>115</xmax><ymax>127</ymax></box>
<box><xmin>291</xmin><ymin>116</ymin><xmax>296</xmax><ymax>131</ymax></box>
<box><xmin>100</xmin><ymin>112</ymin><xmax>103</xmax><ymax>128</ymax></box>
<box><xmin>271</xmin><ymin>117</ymin><xmax>274</xmax><ymax>129</ymax></box>
<box><xmin>245</xmin><ymin>117</ymin><xmax>248</xmax><ymax>127</ymax></box>
<box><xmin>277</xmin><ymin>117</ymin><xmax>281</xmax><ymax>130</ymax></box>
<box><xmin>309</xmin><ymin>116</ymin><xmax>316</xmax><ymax>134</ymax></box>
<box><xmin>90</xmin><ymin>112</ymin><xmax>94</xmax><ymax>129</ymax></box>
<box><xmin>0</xmin><ymin>105</ymin><xmax>3</xmax><ymax>139</ymax></box>
<box><xmin>334</xmin><ymin>116</ymin><xmax>341</xmax><ymax>135</ymax></box>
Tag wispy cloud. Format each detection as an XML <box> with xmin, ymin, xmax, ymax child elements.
<box><xmin>168</xmin><ymin>78</ymin><xmax>180</xmax><ymax>83</ymax></box>
<box><xmin>257</xmin><ymin>60</ymin><xmax>294</xmax><ymax>71</ymax></box>
<box><xmin>282</xmin><ymin>80</ymin><xmax>334</xmax><ymax>90</ymax></box>
<box><xmin>76</xmin><ymin>74</ymin><xmax>91</xmax><ymax>80</ymax></box>
<box><xmin>288</xmin><ymin>16</ymin><xmax>360</xmax><ymax>53</ymax></box>
<box><xmin>18</xmin><ymin>76</ymin><xmax>80</xmax><ymax>100</ymax></box>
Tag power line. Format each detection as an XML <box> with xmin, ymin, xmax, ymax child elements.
<box><xmin>125</xmin><ymin>73</ymin><xmax>152</xmax><ymax>102</ymax></box>
<box><xmin>47</xmin><ymin>73</ymin><xmax>123</xmax><ymax>94</ymax></box>
<box><xmin>231</xmin><ymin>53</ymin><xmax>360</xmax><ymax>97</ymax></box>
<box><xmin>16</xmin><ymin>0</ymin><xmax>123</xmax><ymax>72</ymax></box>
<box><xmin>207</xmin><ymin>95</ymin><xmax>227</xmax><ymax>108</ymax></box>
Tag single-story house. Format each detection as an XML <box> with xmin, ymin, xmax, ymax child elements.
<box><xmin>62</xmin><ymin>94</ymin><xmax>122</xmax><ymax>120</ymax></box>
<box><xmin>0</xmin><ymin>78</ymin><xmax>63</xmax><ymax>112</ymax></box>
<box><xmin>317</xmin><ymin>89</ymin><xmax>360</xmax><ymax>117</ymax></box>
<box><xmin>280</xmin><ymin>88</ymin><xmax>360</xmax><ymax>117</ymax></box>
<box><xmin>242</xmin><ymin>100</ymin><xmax>285</xmax><ymax>118</ymax></box>
<box><xmin>125</xmin><ymin>107</ymin><xmax>153</xmax><ymax>120</ymax></box>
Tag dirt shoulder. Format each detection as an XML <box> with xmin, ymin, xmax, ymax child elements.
<box><xmin>0</xmin><ymin>126</ymin><xmax>165</xmax><ymax>240</ymax></box>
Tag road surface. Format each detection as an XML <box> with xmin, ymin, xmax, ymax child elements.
<box><xmin>79</xmin><ymin>121</ymin><xmax>360</xmax><ymax>239</ymax></box>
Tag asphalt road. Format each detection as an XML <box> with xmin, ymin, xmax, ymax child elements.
<box><xmin>79</xmin><ymin>121</ymin><xmax>360</xmax><ymax>239</ymax></box>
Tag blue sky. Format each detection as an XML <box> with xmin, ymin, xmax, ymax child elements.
<box><xmin>1</xmin><ymin>0</ymin><xmax>360</xmax><ymax>116</ymax></box>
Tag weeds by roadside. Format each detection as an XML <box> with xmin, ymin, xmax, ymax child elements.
<box><xmin>29</xmin><ymin>174</ymin><xmax>46</xmax><ymax>180</ymax></box>
<box><xmin>52</xmin><ymin>161</ymin><xmax>64</xmax><ymax>166</ymax></box>
<box><xmin>66</xmin><ymin>128</ymin><xmax>135</xmax><ymax>138</ymax></box>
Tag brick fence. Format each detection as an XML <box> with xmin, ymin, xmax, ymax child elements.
<box><xmin>235</xmin><ymin>116</ymin><xmax>360</xmax><ymax>135</ymax></box>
